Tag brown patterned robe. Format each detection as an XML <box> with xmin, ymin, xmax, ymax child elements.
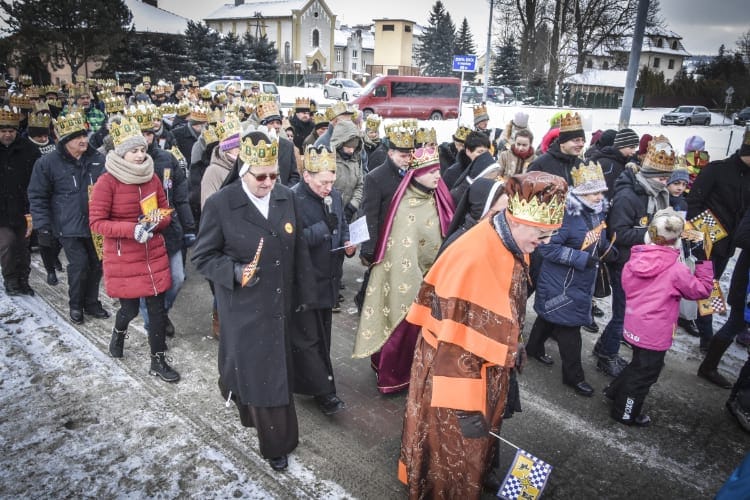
<box><xmin>398</xmin><ymin>217</ymin><xmax>528</xmax><ymax>499</ymax></box>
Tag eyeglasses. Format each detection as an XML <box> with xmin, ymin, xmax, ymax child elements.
<box><xmin>536</xmin><ymin>230</ymin><xmax>558</xmax><ymax>241</ymax></box>
<box><xmin>246</xmin><ymin>171</ymin><xmax>279</xmax><ymax>182</ymax></box>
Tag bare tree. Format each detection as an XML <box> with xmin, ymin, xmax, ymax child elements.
<box><xmin>497</xmin><ymin>0</ymin><xmax>549</xmax><ymax>81</ymax></box>
<box><xmin>737</xmin><ymin>29</ymin><xmax>750</xmax><ymax>64</ymax></box>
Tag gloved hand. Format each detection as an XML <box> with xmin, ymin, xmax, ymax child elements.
<box><xmin>344</xmin><ymin>203</ymin><xmax>357</xmax><ymax>221</ymax></box>
<box><xmin>134</xmin><ymin>222</ymin><xmax>154</xmax><ymax>244</ymax></box>
<box><xmin>360</xmin><ymin>255</ymin><xmax>372</xmax><ymax>267</ymax></box>
<box><xmin>516</xmin><ymin>343</ymin><xmax>528</xmax><ymax>375</ymax></box>
<box><xmin>183</xmin><ymin>233</ymin><xmax>196</xmax><ymax>248</ymax></box>
<box><xmin>586</xmin><ymin>255</ymin><xmax>598</xmax><ymax>268</ymax></box>
<box><xmin>37</xmin><ymin>229</ymin><xmax>56</xmax><ymax>248</ymax></box>
<box><xmin>233</xmin><ymin>262</ymin><xmax>261</xmax><ymax>287</ymax></box>
<box><xmin>456</xmin><ymin>411</ymin><xmax>488</xmax><ymax>438</ymax></box>
<box><xmin>325</xmin><ymin>213</ymin><xmax>338</xmax><ymax>233</ymax></box>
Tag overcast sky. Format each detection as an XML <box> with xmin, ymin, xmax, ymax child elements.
<box><xmin>166</xmin><ymin>0</ymin><xmax>746</xmax><ymax>56</ymax></box>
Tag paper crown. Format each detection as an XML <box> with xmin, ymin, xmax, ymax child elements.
<box><xmin>312</xmin><ymin>112</ymin><xmax>329</xmax><ymax>126</ymax></box>
<box><xmin>415</xmin><ymin>127</ymin><xmax>437</xmax><ymax>146</ymax></box>
<box><xmin>190</xmin><ymin>105</ymin><xmax>209</xmax><ymax>123</ymax></box>
<box><xmin>256</xmin><ymin>101</ymin><xmax>281</xmax><ymax>122</ymax></box>
<box><xmin>224</xmin><ymin>102</ymin><xmax>239</xmax><ymax>116</ymax></box>
<box><xmin>304</xmin><ymin>145</ymin><xmax>336</xmax><ymax>173</ymax></box>
<box><xmin>174</xmin><ymin>100</ymin><xmax>190</xmax><ymax>117</ymax></box>
<box><xmin>24</xmin><ymin>86</ymin><xmax>40</xmax><ymax>99</ymax></box>
<box><xmin>109</xmin><ymin>116</ymin><xmax>143</xmax><ymax>147</ymax></box>
<box><xmin>142</xmin><ymin>76</ymin><xmax>151</xmax><ymax>83</ymax></box>
<box><xmin>125</xmin><ymin>104</ymin><xmax>157</xmax><ymax>131</ymax></box>
<box><xmin>53</xmin><ymin>112</ymin><xmax>87</xmax><ymax>139</ymax></box>
<box><xmin>505</xmin><ymin>171</ymin><xmax>568</xmax><ymax>228</ymax></box>
<box><xmin>9</xmin><ymin>94</ymin><xmax>32</xmax><ymax>110</ymax></box>
<box><xmin>452</xmin><ymin>125</ymin><xmax>472</xmax><ymax>142</ymax></box>
<box><xmin>324</xmin><ymin>107</ymin><xmax>336</xmax><ymax>122</ymax></box>
<box><xmin>159</xmin><ymin>102</ymin><xmax>175</xmax><ymax>115</ymax></box>
<box><xmin>255</xmin><ymin>93</ymin><xmax>276</xmax><ymax>104</ymax></box>
<box><xmin>33</xmin><ymin>101</ymin><xmax>50</xmax><ymax>114</ymax></box>
<box><xmin>213</xmin><ymin>93</ymin><xmax>228</xmax><ymax>105</ymax></box>
<box><xmin>103</xmin><ymin>96</ymin><xmax>125</xmax><ymax>114</ymax></box>
<box><xmin>151</xmin><ymin>85</ymin><xmax>166</xmax><ymax>96</ymax></box>
<box><xmin>365</xmin><ymin>114</ymin><xmax>381</xmax><ymax>131</ymax></box>
<box><xmin>207</xmin><ymin>108</ymin><xmax>223</xmax><ymax>124</ymax></box>
<box><xmin>69</xmin><ymin>84</ymin><xmax>90</xmax><ymax>99</ymax></box>
<box><xmin>199</xmin><ymin>89</ymin><xmax>212</xmax><ymax>100</ymax></box>
<box><xmin>239</xmin><ymin>138</ymin><xmax>279</xmax><ymax>168</ymax></box>
<box><xmin>642</xmin><ymin>135</ymin><xmax>677</xmax><ymax>172</ymax></box>
<box><xmin>329</xmin><ymin>101</ymin><xmax>353</xmax><ymax>118</ymax></box>
<box><xmin>409</xmin><ymin>146</ymin><xmax>440</xmax><ymax>170</ymax></box>
<box><xmin>559</xmin><ymin>112</ymin><xmax>583</xmax><ymax>133</ymax></box>
<box><xmin>19</xmin><ymin>74</ymin><xmax>33</xmax><ymax>86</ymax></box>
<box><xmin>387</xmin><ymin>127</ymin><xmax>415</xmax><ymax>150</ymax></box>
<box><xmin>571</xmin><ymin>161</ymin><xmax>605</xmax><ymax>187</ymax></box>
<box><xmin>42</xmin><ymin>85</ymin><xmax>59</xmax><ymax>96</ymax></box>
<box><xmin>473</xmin><ymin>104</ymin><xmax>489</xmax><ymax>122</ymax></box>
<box><xmin>294</xmin><ymin>97</ymin><xmax>311</xmax><ymax>110</ymax></box>
<box><xmin>216</xmin><ymin>116</ymin><xmax>241</xmax><ymax>142</ymax></box>
<box><xmin>0</xmin><ymin>107</ymin><xmax>21</xmax><ymax>127</ymax></box>
<box><xmin>28</xmin><ymin>111</ymin><xmax>51</xmax><ymax>129</ymax></box>
<box><xmin>201</xmin><ymin>125</ymin><xmax>219</xmax><ymax>145</ymax></box>
<box><xmin>123</xmin><ymin>83</ymin><xmax>132</xmax><ymax>90</ymax></box>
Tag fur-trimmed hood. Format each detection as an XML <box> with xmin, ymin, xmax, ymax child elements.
<box><xmin>565</xmin><ymin>192</ymin><xmax>607</xmax><ymax>217</ymax></box>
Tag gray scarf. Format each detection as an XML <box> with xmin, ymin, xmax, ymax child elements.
<box><xmin>105</xmin><ymin>151</ymin><xmax>155</xmax><ymax>185</ymax></box>
<box><xmin>636</xmin><ymin>171</ymin><xmax>669</xmax><ymax>216</ymax></box>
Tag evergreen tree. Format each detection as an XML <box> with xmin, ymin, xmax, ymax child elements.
<box><xmin>184</xmin><ymin>21</ymin><xmax>223</xmax><ymax>82</ymax></box>
<box><xmin>243</xmin><ymin>33</ymin><xmax>279</xmax><ymax>81</ymax></box>
<box><xmin>491</xmin><ymin>35</ymin><xmax>521</xmax><ymax>89</ymax></box>
<box><xmin>220</xmin><ymin>32</ymin><xmax>244</xmax><ymax>77</ymax></box>
<box><xmin>454</xmin><ymin>18</ymin><xmax>476</xmax><ymax>81</ymax></box>
<box><xmin>97</xmin><ymin>30</ymin><xmax>190</xmax><ymax>83</ymax></box>
<box><xmin>415</xmin><ymin>1</ymin><xmax>456</xmax><ymax>77</ymax></box>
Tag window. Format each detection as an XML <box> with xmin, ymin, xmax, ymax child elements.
<box><xmin>602</xmin><ymin>61</ymin><xmax>609</xmax><ymax>70</ymax></box>
<box><xmin>312</xmin><ymin>29</ymin><xmax>319</xmax><ymax>47</ymax></box>
<box><xmin>671</xmin><ymin>41</ymin><xmax>678</xmax><ymax>50</ymax></box>
<box><xmin>382</xmin><ymin>24</ymin><xmax>395</xmax><ymax>32</ymax></box>
<box><xmin>653</xmin><ymin>57</ymin><xmax>660</xmax><ymax>68</ymax></box>
<box><xmin>668</xmin><ymin>59</ymin><xmax>674</xmax><ymax>70</ymax></box>
<box><xmin>374</xmin><ymin>85</ymin><xmax>388</xmax><ymax>97</ymax></box>
<box><xmin>336</xmin><ymin>49</ymin><xmax>342</xmax><ymax>63</ymax></box>
<box><xmin>284</xmin><ymin>42</ymin><xmax>290</xmax><ymax>64</ymax></box>
<box><xmin>656</xmin><ymin>38</ymin><xmax>663</xmax><ymax>48</ymax></box>
<box><xmin>352</xmin><ymin>50</ymin><xmax>358</xmax><ymax>59</ymax></box>
<box><xmin>313</xmin><ymin>11</ymin><xmax>318</xmax><ymax>18</ymax></box>
<box><xmin>586</xmin><ymin>60</ymin><xmax>593</xmax><ymax>69</ymax></box>
<box><xmin>352</xmin><ymin>62</ymin><xmax>357</xmax><ymax>71</ymax></box>
<box><xmin>391</xmin><ymin>82</ymin><xmax>460</xmax><ymax>98</ymax></box>
<box><xmin>404</xmin><ymin>25</ymin><xmax>411</xmax><ymax>33</ymax></box>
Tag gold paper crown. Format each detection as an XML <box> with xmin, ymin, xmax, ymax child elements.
<box><xmin>559</xmin><ymin>112</ymin><xmax>583</xmax><ymax>133</ymax></box>
<box><xmin>9</xmin><ymin>94</ymin><xmax>32</xmax><ymax>109</ymax></box>
<box><xmin>255</xmin><ymin>93</ymin><xmax>276</xmax><ymax>104</ymax></box>
<box><xmin>25</xmin><ymin>87</ymin><xmax>40</xmax><ymax>99</ymax></box>
<box><xmin>190</xmin><ymin>106</ymin><xmax>209</xmax><ymax>123</ymax></box>
<box><xmin>473</xmin><ymin>104</ymin><xmax>488</xmax><ymax>119</ymax></box>
<box><xmin>0</xmin><ymin>108</ymin><xmax>21</xmax><ymax>127</ymax></box>
<box><xmin>96</xmin><ymin>89</ymin><xmax>112</xmax><ymax>100</ymax></box>
<box><xmin>215</xmin><ymin>84</ymin><xmax>225</xmax><ymax>93</ymax></box>
<box><xmin>159</xmin><ymin>102</ymin><xmax>175</xmax><ymax>115</ymax></box>
<box><xmin>224</xmin><ymin>102</ymin><xmax>239</xmax><ymax>116</ymax></box>
<box><xmin>507</xmin><ymin>191</ymin><xmax>566</xmax><ymax>227</ymax></box>
<box><xmin>324</xmin><ymin>107</ymin><xmax>336</xmax><ymax>122</ymax></box>
<box><xmin>415</xmin><ymin>127</ymin><xmax>437</xmax><ymax>146</ymax></box>
<box><xmin>387</xmin><ymin>127</ymin><xmax>415</xmax><ymax>150</ymax></box>
<box><xmin>216</xmin><ymin>116</ymin><xmax>241</xmax><ymax>142</ymax></box>
<box><xmin>42</xmin><ymin>85</ymin><xmax>59</xmax><ymax>96</ymax></box>
<box><xmin>239</xmin><ymin>138</ymin><xmax>279</xmax><ymax>167</ymax></box>
<box><xmin>142</xmin><ymin>76</ymin><xmax>151</xmax><ymax>83</ymax></box>
<box><xmin>313</xmin><ymin>112</ymin><xmax>329</xmax><ymax>126</ymax></box>
<box><xmin>123</xmin><ymin>83</ymin><xmax>132</xmax><ymax>90</ymax></box>
<box><xmin>33</xmin><ymin>101</ymin><xmax>50</xmax><ymax>114</ymax></box>
<box><xmin>28</xmin><ymin>111</ymin><xmax>51</xmax><ymax>129</ymax></box>
<box><xmin>199</xmin><ymin>89</ymin><xmax>212</xmax><ymax>100</ymax></box>
<box><xmin>571</xmin><ymin>161</ymin><xmax>605</xmax><ymax>187</ymax></box>
<box><xmin>151</xmin><ymin>85</ymin><xmax>166</xmax><ymax>96</ymax></box>
<box><xmin>453</xmin><ymin>125</ymin><xmax>472</xmax><ymax>142</ymax></box>
<box><xmin>74</xmin><ymin>75</ymin><xmax>85</xmax><ymax>84</ymax></box>
<box><xmin>180</xmin><ymin>77</ymin><xmax>190</xmax><ymax>85</ymax></box>
<box><xmin>365</xmin><ymin>114</ymin><xmax>381</xmax><ymax>131</ymax></box>
<box><xmin>201</xmin><ymin>125</ymin><xmax>219</xmax><ymax>145</ymax></box>
<box><xmin>329</xmin><ymin>101</ymin><xmax>353</xmax><ymax>118</ymax></box>
<box><xmin>213</xmin><ymin>93</ymin><xmax>227</xmax><ymax>105</ymax></box>
<box><xmin>69</xmin><ymin>84</ymin><xmax>90</xmax><ymax>99</ymax></box>
<box><xmin>304</xmin><ymin>146</ymin><xmax>336</xmax><ymax>173</ymax></box>
<box><xmin>134</xmin><ymin>84</ymin><xmax>146</xmax><ymax>94</ymax></box>
<box><xmin>19</xmin><ymin>75</ymin><xmax>33</xmax><ymax>86</ymax></box>
<box><xmin>294</xmin><ymin>97</ymin><xmax>311</xmax><ymax>110</ymax></box>
<box><xmin>191</xmin><ymin>79</ymin><xmax>200</xmax><ymax>87</ymax></box>
<box><xmin>409</xmin><ymin>146</ymin><xmax>440</xmax><ymax>170</ymax></box>
<box><xmin>207</xmin><ymin>108</ymin><xmax>223</xmax><ymax>124</ymax></box>
<box><xmin>643</xmin><ymin>135</ymin><xmax>677</xmax><ymax>173</ymax></box>
<box><xmin>109</xmin><ymin>116</ymin><xmax>143</xmax><ymax>147</ymax></box>
<box><xmin>256</xmin><ymin>101</ymin><xmax>281</xmax><ymax>121</ymax></box>
<box><xmin>103</xmin><ymin>96</ymin><xmax>125</xmax><ymax>114</ymax></box>
<box><xmin>175</xmin><ymin>100</ymin><xmax>191</xmax><ymax>116</ymax></box>
<box><xmin>125</xmin><ymin>104</ymin><xmax>156</xmax><ymax>131</ymax></box>
<box><xmin>53</xmin><ymin>112</ymin><xmax>87</xmax><ymax>138</ymax></box>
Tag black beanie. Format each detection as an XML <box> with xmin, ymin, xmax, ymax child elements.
<box><xmin>27</xmin><ymin>126</ymin><xmax>49</xmax><ymax>137</ymax></box>
<box><xmin>598</xmin><ymin>129</ymin><xmax>617</xmax><ymax>148</ymax></box>
<box><xmin>558</xmin><ymin>127</ymin><xmax>585</xmax><ymax>144</ymax></box>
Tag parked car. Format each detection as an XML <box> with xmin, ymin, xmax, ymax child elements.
<box><xmin>323</xmin><ymin>78</ymin><xmax>363</xmax><ymax>101</ymax></box>
<box><xmin>201</xmin><ymin>78</ymin><xmax>280</xmax><ymax>104</ymax></box>
<box><xmin>660</xmin><ymin>105</ymin><xmax>711</xmax><ymax>126</ymax></box>
<box><xmin>733</xmin><ymin>107</ymin><xmax>750</xmax><ymax>126</ymax></box>
<box><xmin>488</xmin><ymin>86</ymin><xmax>514</xmax><ymax>103</ymax></box>
<box><xmin>352</xmin><ymin>75</ymin><xmax>460</xmax><ymax>120</ymax></box>
<box><xmin>461</xmin><ymin>85</ymin><xmax>483</xmax><ymax>103</ymax></box>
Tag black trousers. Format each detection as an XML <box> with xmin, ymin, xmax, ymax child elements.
<box><xmin>0</xmin><ymin>226</ymin><xmax>29</xmax><ymax>285</ymax></box>
<box><xmin>115</xmin><ymin>293</ymin><xmax>167</xmax><ymax>355</ymax></box>
<box><xmin>609</xmin><ymin>345</ymin><xmax>666</xmax><ymax>424</ymax></box>
<box><xmin>59</xmin><ymin>236</ymin><xmax>102</xmax><ymax>311</ymax></box>
<box><xmin>526</xmin><ymin>316</ymin><xmax>585</xmax><ymax>385</ymax></box>
<box><xmin>291</xmin><ymin>308</ymin><xmax>336</xmax><ymax>396</ymax></box>
<box><xmin>39</xmin><ymin>236</ymin><xmax>62</xmax><ymax>273</ymax></box>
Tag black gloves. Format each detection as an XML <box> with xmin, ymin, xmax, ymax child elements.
<box><xmin>325</xmin><ymin>213</ymin><xmax>338</xmax><ymax>233</ymax></box>
<box><xmin>233</xmin><ymin>263</ymin><xmax>247</xmax><ymax>284</ymax></box>
<box><xmin>456</xmin><ymin>411</ymin><xmax>488</xmax><ymax>438</ymax></box>
<box><xmin>692</xmin><ymin>244</ymin><xmax>707</xmax><ymax>262</ymax></box>
<box><xmin>37</xmin><ymin>229</ymin><xmax>56</xmax><ymax>248</ymax></box>
<box><xmin>586</xmin><ymin>255</ymin><xmax>599</xmax><ymax>268</ymax></box>
<box><xmin>344</xmin><ymin>203</ymin><xmax>357</xmax><ymax>221</ymax></box>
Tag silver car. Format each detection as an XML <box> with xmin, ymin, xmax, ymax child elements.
<box><xmin>323</xmin><ymin>78</ymin><xmax>363</xmax><ymax>101</ymax></box>
<box><xmin>660</xmin><ymin>105</ymin><xmax>711</xmax><ymax>126</ymax></box>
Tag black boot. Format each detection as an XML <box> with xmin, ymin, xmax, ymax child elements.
<box><xmin>597</xmin><ymin>355</ymin><xmax>624</xmax><ymax>377</ymax></box>
<box><xmin>46</xmin><ymin>271</ymin><xmax>58</xmax><ymax>286</ymax></box>
<box><xmin>18</xmin><ymin>277</ymin><xmax>34</xmax><ymax>296</ymax></box>
<box><xmin>109</xmin><ymin>327</ymin><xmax>127</xmax><ymax>358</ymax></box>
<box><xmin>698</xmin><ymin>336</ymin><xmax>733</xmax><ymax>388</ymax></box>
<box><xmin>149</xmin><ymin>352</ymin><xmax>180</xmax><ymax>382</ymax></box>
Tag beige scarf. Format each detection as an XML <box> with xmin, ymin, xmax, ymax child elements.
<box><xmin>105</xmin><ymin>151</ymin><xmax>155</xmax><ymax>185</ymax></box>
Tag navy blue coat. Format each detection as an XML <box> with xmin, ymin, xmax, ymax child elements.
<box><xmin>534</xmin><ymin>194</ymin><xmax>608</xmax><ymax>327</ymax></box>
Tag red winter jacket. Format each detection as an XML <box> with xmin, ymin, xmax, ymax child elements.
<box><xmin>89</xmin><ymin>172</ymin><xmax>172</xmax><ymax>299</ymax></box>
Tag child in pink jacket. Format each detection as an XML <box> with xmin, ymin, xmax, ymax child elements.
<box><xmin>606</xmin><ymin>207</ymin><xmax>713</xmax><ymax>426</ymax></box>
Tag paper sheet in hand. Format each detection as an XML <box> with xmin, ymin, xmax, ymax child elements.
<box><xmin>331</xmin><ymin>216</ymin><xmax>370</xmax><ymax>251</ymax></box>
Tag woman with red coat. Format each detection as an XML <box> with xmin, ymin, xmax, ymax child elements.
<box><xmin>89</xmin><ymin>116</ymin><xmax>179</xmax><ymax>382</ymax></box>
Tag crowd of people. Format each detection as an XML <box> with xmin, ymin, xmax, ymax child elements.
<box><xmin>2</xmin><ymin>73</ymin><xmax>750</xmax><ymax>497</ymax></box>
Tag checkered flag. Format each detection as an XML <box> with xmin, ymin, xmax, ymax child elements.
<box><xmin>697</xmin><ymin>279</ymin><xmax>727</xmax><ymax>316</ymax></box>
<box><xmin>498</xmin><ymin>449</ymin><xmax>553</xmax><ymax>500</ymax></box>
<box><xmin>689</xmin><ymin>209</ymin><xmax>728</xmax><ymax>244</ymax></box>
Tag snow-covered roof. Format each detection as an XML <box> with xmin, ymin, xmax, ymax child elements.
<box><xmin>564</xmin><ymin>69</ymin><xmax>628</xmax><ymax>88</ymax></box>
<box><xmin>206</xmin><ymin>0</ymin><xmax>307</xmax><ymax>20</ymax></box>
<box><xmin>334</xmin><ymin>25</ymin><xmax>375</xmax><ymax>50</ymax></box>
<box><xmin>125</xmin><ymin>0</ymin><xmax>190</xmax><ymax>35</ymax></box>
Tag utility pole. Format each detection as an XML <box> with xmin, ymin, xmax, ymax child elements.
<box><xmin>483</xmin><ymin>0</ymin><xmax>494</xmax><ymax>97</ymax></box>
<box><xmin>618</xmin><ymin>0</ymin><xmax>649</xmax><ymax>129</ymax></box>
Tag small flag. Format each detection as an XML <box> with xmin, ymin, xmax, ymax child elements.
<box><xmin>241</xmin><ymin>237</ymin><xmax>264</xmax><ymax>287</ymax></box>
<box><xmin>581</xmin><ymin>221</ymin><xmax>606</xmax><ymax>250</ymax></box>
<box><xmin>697</xmin><ymin>279</ymin><xmax>726</xmax><ymax>316</ymax></box>
<box><xmin>498</xmin><ymin>449</ymin><xmax>552</xmax><ymax>500</ymax></box>
<box><xmin>689</xmin><ymin>209</ymin><xmax>727</xmax><ymax>244</ymax></box>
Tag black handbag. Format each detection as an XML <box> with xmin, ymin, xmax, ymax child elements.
<box><xmin>593</xmin><ymin>262</ymin><xmax>612</xmax><ymax>298</ymax></box>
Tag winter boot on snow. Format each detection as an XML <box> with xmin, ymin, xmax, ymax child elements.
<box><xmin>109</xmin><ymin>328</ymin><xmax>127</xmax><ymax>358</ymax></box>
<box><xmin>597</xmin><ymin>355</ymin><xmax>624</xmax><ymax>377</ymax></box>
<box><xmin>698</xmin><ymin>336</ymin><xmax>733</xmax><ymax>389</ymax></box>
<box><xmin>149</xmin><ymin>352</ymin><xmax>180</xmax><ymax>383</ymax></box>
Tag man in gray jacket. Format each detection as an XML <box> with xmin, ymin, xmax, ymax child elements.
<box><xmin>329</xmin><ymin>120</ymin><xmax>364</xmax><ymax>222</ymax></box>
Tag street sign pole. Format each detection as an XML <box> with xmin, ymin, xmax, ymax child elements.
<box><xmin>458</xmin><ymin>70</ymin><xmax>465</xmax><ymax>124</ymax></box>
<box><xmin>453</xmin><ymin>55</ymin><xmax>477</xmax><ymax>126</ymax></box>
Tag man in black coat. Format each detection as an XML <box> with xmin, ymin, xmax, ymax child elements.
<box><xmin>1</xmin><ymin>110</ymin><xmax>40</xmax><ymax>295</ymax></box>
<box><xmin>172</xmin><ymin>107</ymin><xmax>207</xmax><ymax>166</ymax></box>
<box><xmin>442</xmin><ymin>131</ymin><xmax>490</xmax><ymax>191</ymax></box>
<box><xmin>363</xmin><ymin>114</ymin><xmax>387</xmax><ymax>174</ymax></box>
<box><xmin>27</xmin><ymin>114</ymin><xmax>108</xmax><ymax>324</ymax></box>
<box><xmin>691</xmin><ymin>132</ymin><xmax>750</xmax><ymax>387</ymax></box>
<box><xmin>590</xmin><ymin>128</ymin><xmax>639</xmax><ymax>193</ymax></box>
<box><xmin>290</xmin><ymin>97</ymin><xmax>314</xmax><ymax>155</ymax></box>
<box><xmin>527</xmin><ymin>112</ymin><xmax>586</xmax><ymax>185</ymax></box>
<box><xmin>438</xmin><ymin>125</ymin><xmax>471</xmax><ymax>176</ymax></box>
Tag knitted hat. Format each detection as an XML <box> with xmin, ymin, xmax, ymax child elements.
<box><xmin>646</xmin><ymin>207</ymin><xmax>684</xmax><ymax>246</ymax></box>
<box><xmin>114</xmin><ymin>133</ymin><xmax>147</xmax><ymax>157</ymax></box>
<box><xmin>668</xmin><ymin>168</ymin><xmax>690</xmax><ymax>186</ymax></box>
<box><xmin>571</xmin><ymin>161</ymin><xmax>607</xmax><ymax>195</ymax></box>
<box><xmin>613</xmin><ymin>128</ymin><xmax>639</xmax><ymax>150</ymax></box>
<box><xmin>598</xmin><ymin>129</ymin><xmax>617</xmax><ymax>148</ymax></box>
<box><xmin>637</xmin><ymin>133</ymin><xmax>653</xmax><ymax>157</ymax></box>
<box><xmin>557</xmin><ymin>112</ymin><xmax>585</xmax><ymax>144</ymax></box>
<box><xmin>684</xmin><ymin>135</ymin><xmax>705</xmax><ymax>153</ymax></box>
<box><xmin>513</xmin><ymin>111</ymin><xmax>529</xmax><ymax>129</ymax></box>
<box><xmin>111</xmin><ymin>116</ymin><xmax>148</xmax><ymax>157</ymax></box>
<box><xmin>589</xmin><ymin>129</ymin><xmax>602</xmax><ymax>146</ymax></box>
<box><xmin>473</xmin><ymin>104</ymin><xmax>489</xmax><ymax>126</ymax></box>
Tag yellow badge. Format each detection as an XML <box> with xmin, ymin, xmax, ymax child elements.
<box><xmin>639</xmin><ymin>216</ymin><xmax>648</xmax><ymax>226</ymax></box>
<box><xmin>284</xmin><ymin>222</ymin><xmax>293</xmax><ymax>234</ymax></box>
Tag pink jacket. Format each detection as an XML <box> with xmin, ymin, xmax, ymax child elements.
<box><xmin>622</xmin><ymin>245</ymin><xmax>713</xmax><ymax>351</ymax></box>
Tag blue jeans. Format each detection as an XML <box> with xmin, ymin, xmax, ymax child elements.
<box><xmin>599</xmin><ymin>261</ymin><xmax>625</xmax><ymax>357</ymax></box>
<box><xmin>140</xmin><ymin>251</ymin><xmax>185</xmax><ymax>330</ymax></box>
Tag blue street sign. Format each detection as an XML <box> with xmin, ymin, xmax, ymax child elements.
<box><xmin>452</xmin><ymin>55</ymin><xmax>477</xmax><ymax>72</ymax></box>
